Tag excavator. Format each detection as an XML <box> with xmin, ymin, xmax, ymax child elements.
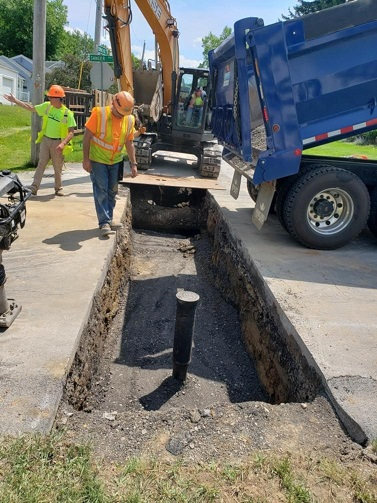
<box><xmin>103</xmin><ymin>0</ymin><xmax>222</xmax><ymax>179</ymax></box>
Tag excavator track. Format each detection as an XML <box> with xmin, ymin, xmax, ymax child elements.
<box><xmin>198</xmin><ymin>142</ymin><xmax>223</xmax><ymax>179</ymax></box>
<box><xmin>134</xmin><ymin>135</ymin><xmax>154</xmax><ymax>171</ymax></box>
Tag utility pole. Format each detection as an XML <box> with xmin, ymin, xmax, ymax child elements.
<box><xmin>94</xmin><ymin>0</ymin><xmax>102</xmax><ymax>53</ymax></box>
<box><xmin>31</xmin><ymin>0</ymin><xmax>46</xmax><ymax>165</ymax></box>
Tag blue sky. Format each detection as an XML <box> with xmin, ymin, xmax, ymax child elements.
<box><xmin>63</xmin><ymin>0</ymin><xmax>295</xmax><ymax>66</ymax></box>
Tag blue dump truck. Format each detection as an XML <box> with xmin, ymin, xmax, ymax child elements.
<box><xmin>209</xmin><ymin>0</ymin><xmax>377</xmax><ymax>249</ymax></box>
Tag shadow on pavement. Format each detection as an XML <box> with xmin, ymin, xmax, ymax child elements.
<box><xmin>43</xmin><ymin>228</ymin><xmax>100</xmax><ymax>251</ymax></box>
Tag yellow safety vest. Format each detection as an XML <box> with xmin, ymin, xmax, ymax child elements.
<box><xmin>90</xmin><ymin>106</ymin><xmax>134</xmax><ymax>164</ymax></box>
<box><xmin>35</xmin><ymin>104</ymin><xmax>73</xmax><ymax>156</ymax></box>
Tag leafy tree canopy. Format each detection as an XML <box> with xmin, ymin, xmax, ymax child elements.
<box><xmin>132</xmin><ymin>53</ymin><xmax>142</xmax><ymax>70</ymax></box>
<box><xmin>0</xmin><ymin>0</ymin><xmax>67</xmax><ymax>59</ymax></box>
<box><xmin>46</xmin><ymin>54</ymin><xmax>92</xmax><ymax>92</ymax></box>
<box><xmin>199</xmin><ymin>26</ymin><xmax>232</xmax><ymax>68</ymax></box>
<box><xmin>283</xmin><ymin>0</ymin><xmax>347</xmax><ymax>19</ymax></box>
<box><xmin>57</xmin><ymin>29</ymin><xmax>94</xmax><ymax>60</ymax></box>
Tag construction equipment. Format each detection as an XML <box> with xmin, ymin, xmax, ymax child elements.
<box><xmin>0</xmin><ymin>171</ymin><xmax>31</xmax><ymax>328</ymax></box>
<box><xmin>209</xmin><ymin>0</ymin><xmax>377</xmax><ymax>249</ymax></box>
<box><xmin>104</xmin><ymin>0</ymin><xmax>222</xmax><ymax>179</ymax></box>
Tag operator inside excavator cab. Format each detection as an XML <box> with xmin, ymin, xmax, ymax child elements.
<box><xmin>177</xmin><ymin>72</ymin><xmax>209</xmax><ymax>129</ymax></box>
<box><xmin>185</xmin><ymin>87</ymin><xmax>205</xmax><ymax>127</ymax></box>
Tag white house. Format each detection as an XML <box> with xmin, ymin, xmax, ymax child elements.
<box><xmin>0</xmin><ymin>56</ymin><xmax>30</xmax><ymax>104</ymax></box>
<box><xmin>0</xmin><ymin>55</ymin><xmax>64</xmax><ymax>105</ymax></box>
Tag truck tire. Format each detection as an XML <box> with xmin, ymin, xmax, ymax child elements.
<box><xmin>275</xmin><ymin>165</ymin><xmax>317</xmax><ymax>230</ymax></box>
<box><xmin>246</xmin><ymin>180</ymin><xmax>259</xmax><ymax>201</ymax></box>
<box><xmin>367</xmin><ymin>186</ymin><xmax>377</xmax><ymax>238</ymax></box>
<box><xmin>283</xmin><ymin>166</ymin><xmax>370</xmax><ymax>249</ymax></box>
<box><xmin>275</xmin><ymin>175</ymin><xmax>299</xmax><ymax>230</ymax></box>
<box><xmin>198</xmin><ymin>143</ymin><xmax>222</xmax><ymax>179</ymax></box>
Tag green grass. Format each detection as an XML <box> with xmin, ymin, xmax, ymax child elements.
<box><xmin>305</xmin><ymin>140</ymin><xmax>377</xmax><ymax>160</ymax></box>
<box><xmin>272</xmin><ymin>457</ymin><xmax>312</xmax><ymax>503</ymax></box>
<box><xmin>0</xmin><ymin>105</ymin><xmax>83</xmax><ymax>171</ymax></box>
<box><xmin>0</xmin><ymin>104</ymin><xmax>31</xmax><ymax>131</ymax></box>
<box><xmin>1</xmin><ymin>435</ymin><xmax>377</xmax><ymax>503</ymax></box>
<box><xmin>0</xmin><ymin>434</ymin><xmax>108</xmax><ymax>503</ymax></box>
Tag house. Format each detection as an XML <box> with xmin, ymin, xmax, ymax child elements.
<box><xmin>0</xmin><ymin>55</ymin><xmax>64</xmax><ymax>105</ymax></box>
<box><xmin>0</xmin><ymin>56</ymin><xmax>30</xmax><ymax>104</ymax></box>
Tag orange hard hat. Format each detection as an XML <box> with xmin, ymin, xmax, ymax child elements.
<box><xmin>113</xmin><ymin>91</ymin><xmax>134</xmax><ymax>115</ymax></box>
<box><xmin>46</xmin><ymin>85</ymin><xmax>65</xmax><ymax>98</ymax></box>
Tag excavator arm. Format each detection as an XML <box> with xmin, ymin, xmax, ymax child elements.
<box><xmin>104</xmin><ymin>0</ymin><xmax>179</xmax><ymax>108</ymax></box>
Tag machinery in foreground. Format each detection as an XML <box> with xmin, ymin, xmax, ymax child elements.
<box><xmin>0</xmin><ymin>171</ymin><xmax>31</xmax><ymax>327</ymax></box>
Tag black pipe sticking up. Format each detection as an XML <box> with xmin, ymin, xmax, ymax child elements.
<box><xmin>172</xmin><ymin>290</ymin><xmax>200</xmax><ymax>381</ymax></box>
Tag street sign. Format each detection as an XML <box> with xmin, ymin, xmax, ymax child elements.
<box><xmin>90</xmin><ymin>62</ymin><xmax>115</xmax><ymax>90</ymax></box>
<box><xmin>89</xmin><ymin>54</ymin><xmax>113</xmax><ymax>63</ymax></box>
<box><xmin>97</xmin><ymin>45</ymin><xmax>108</xmax><ymax>56</ymax></box>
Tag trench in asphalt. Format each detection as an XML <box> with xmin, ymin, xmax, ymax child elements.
<box><xmin>64</xmin><ymin>185</ymin><xmax>322</xmax><ymax>413</ymax></box>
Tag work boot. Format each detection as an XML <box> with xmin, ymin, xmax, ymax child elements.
<box><xmin>27</xmin><ymin>185</ymin><xmax>38</xmax><ymax>196</ymax></box>
<box><xmin>55</xmin><ymin>188</ymin><xmax>64</xmax><ymax>197</ymax></box>
<box><xmin>110</xmin><ymin>221</ymin><xmax>123</xmax><ymax>230</ymax></box>
<box><xmin>100</xmin><ymin>224</ymin><xmax>114</xmax><ymax>237</ymax></box>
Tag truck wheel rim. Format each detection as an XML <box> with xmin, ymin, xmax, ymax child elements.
<box><xmin>306</xmin><ymin>188</ymin><xmax>354</xmax><ymax>235</ymax></box>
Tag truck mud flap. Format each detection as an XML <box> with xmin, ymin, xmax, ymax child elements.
<box><xmin>251</xmin><ymin>181</ymin><xmax>276</xmax><ymax>230</ymax></box>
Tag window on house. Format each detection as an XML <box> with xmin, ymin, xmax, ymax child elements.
<box><xmin>3</xmin><ymin>77</ymin><xmax>14</xmax><ymax>94</ymax></box>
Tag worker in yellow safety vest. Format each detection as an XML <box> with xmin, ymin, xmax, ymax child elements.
<box><xmin>83</xmin><ymin>91</ymin><xmax>137</xmax><ymax>237</ymax></box>
<box><xmin>4</xmin><ymin>85</ymin><xmax>76</xmax><ymax>196</ymax></box>
<box><xmin>186</xmin><ymin>87</ymin><xmax>205</xmax><ymax>127</ymax></box>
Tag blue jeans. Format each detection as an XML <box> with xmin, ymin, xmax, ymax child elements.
<box><xmin>90</xmin><ymin>161</ymin><xmax>121</xmax><ymax>227</ymax></box>
<box><xmin>186</xmin><ymin>106</ymin><xmax>203</xmax><ymax>127</ymax></box>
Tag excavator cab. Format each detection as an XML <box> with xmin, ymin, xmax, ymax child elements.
<box><xmin>174</xmin><ymin>69</ymin><xmax>209</xmax><ymax>133</ymax></box>
<box><xmin>135</xmin><ymin>66</ymin><xmax>222</xmax><ymax>178</ymax></box>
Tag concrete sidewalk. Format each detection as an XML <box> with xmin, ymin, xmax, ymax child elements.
<box><xmin>212</xmin><ymin>162</ymin><xmax>377</xmax><ymax>444</ymax></box>
<box><xmin>0</xmin><ymin>164</ymin><xmax>127</xmax><ymax>433</ymax></box>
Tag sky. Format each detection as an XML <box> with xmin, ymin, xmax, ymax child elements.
<box><xmin>63</xmin><ymin>0</ymin><xmax>295</xmax><ymax>67</ymax></box>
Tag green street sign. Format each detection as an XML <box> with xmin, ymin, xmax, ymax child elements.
<box><xmin>98</xmin><ymin>45</ymin><xmax>108</xmax><ymax>55</ymax></box>
<box><xmin>89</xmin><ymin>54</ymin><xmax>113</xmax><ymax>63</ymax></box>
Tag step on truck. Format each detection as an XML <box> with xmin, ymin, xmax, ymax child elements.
<box><xmin>209</xmin><ymin>0</ymin><xmax>377</xmax><ymax>249</ymax></box>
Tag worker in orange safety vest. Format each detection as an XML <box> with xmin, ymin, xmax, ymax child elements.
<box><xmin>83</xmin><ymin>91</ymin><xmax>138</xmax><ymax>237</ymax></box>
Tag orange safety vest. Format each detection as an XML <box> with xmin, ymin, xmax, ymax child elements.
<box><xmin>90</xmin><ymin>106</ymin><xmax>134</xmax><ymax>164</ymax></box>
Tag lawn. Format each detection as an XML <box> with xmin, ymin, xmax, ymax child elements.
<box><xmin>305</xmin><ymin>140</ymin><xmax>377</xmax><ymax>159</ymax></box>
<box><xmin>0</xmin><ymin>434</ymin><xmax>376</xmax><ymax>503</ymax></box>
<box><xmin>0</xmin><ymin>105</ymin><xmax>83</xmax><ymax>171</ymax></box>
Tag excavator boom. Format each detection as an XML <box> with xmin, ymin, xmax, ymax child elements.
<box><xmin>104</xmin><ymin>0</ymin><xmax>179</xmax><ymax>107</ymax></box>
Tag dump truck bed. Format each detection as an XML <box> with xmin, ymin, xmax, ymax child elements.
<box><xmin>209</xmin><ymin>0</ymin><xmax>377</xmax><ymax>185</ymax></box>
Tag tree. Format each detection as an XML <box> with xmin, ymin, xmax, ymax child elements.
<box><xmin>131</xmin><ymin>53</ymin><xmax>142</xmax><ymax>70</ymax></box>
<box><xmin>0</xmin><ymin>0</ymin><xmax>67</xmax><ymax>59</ymax></box>
<box><xmin>57</xmin><ymin>29</ymin><xmax>95</xmax><ymax>60</ymax></box>
<box><xmin>46</xmin><ymin>54</ymin><xmax>92</xmax><ymax>92</ymax></box>
<box><xmin>283</xmin><ymin>0</ymin><xmax>347</xmax><ymax>19</ymax></box>
<box><xmin>199</xmin><ymin>26</ymin><xmax>232</xmax><ymax>69</ymax></box>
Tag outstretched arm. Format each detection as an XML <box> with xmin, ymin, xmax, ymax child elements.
<box><xmin>3</xmin><ymin>93</ymin><xmax>36</xmax><ymax>112</ymax></box>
